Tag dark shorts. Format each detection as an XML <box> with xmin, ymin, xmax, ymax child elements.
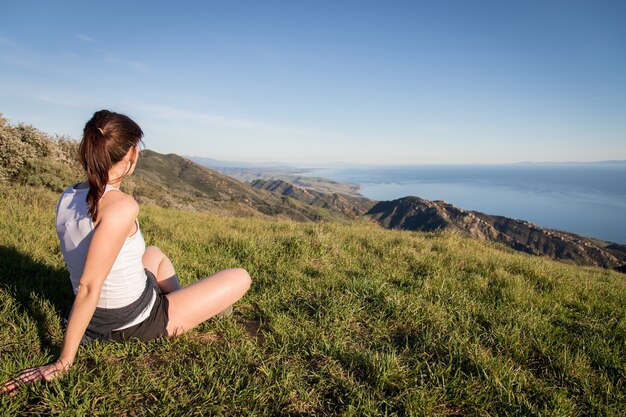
<box><xmin>110</xmin><ymin>270</ymin><xmax>170</xmax><ymax>342</ymax></box>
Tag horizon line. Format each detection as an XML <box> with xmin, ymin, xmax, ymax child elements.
<box><xmin>183</xmin><ymin>153</ymin><xmax>626</xmax><ymax>168</ymax></box>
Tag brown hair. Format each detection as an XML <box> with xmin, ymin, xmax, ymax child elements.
<box><xmin>78</xmin><ymin>110</ymin><xmax>144</xmax><ymax>221</ymax></box>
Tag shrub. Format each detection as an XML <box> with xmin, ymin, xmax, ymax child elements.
<box><xmin>0</xmin><ymin>113</ymin><xmax>81</xmax><ymax>186</ymax></box>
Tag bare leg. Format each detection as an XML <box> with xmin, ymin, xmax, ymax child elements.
<box><xmin>143</xmin><ymin>246</ymin><xmax>182</xmax><ymax>294</ymax></box>
<box><xmin>165</xmin><ymin>268</ymin><xmax>251</xmax><ymax>336</ymax></box>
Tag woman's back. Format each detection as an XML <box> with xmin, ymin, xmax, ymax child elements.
<box><xmin>56</xmin><ymin>182</ymin><xmax>151</xmax><ymax>312</ymax></box>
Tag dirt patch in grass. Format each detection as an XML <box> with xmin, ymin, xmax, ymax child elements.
<box><xmin>191</xmin><ymin>330</ymin><xmax>224</xmax><ymax>345</ymax></box>
<box><xmin>242</xmin><ymin>319</ymin><xmax>266</xmax><ymax>346</ymax></box>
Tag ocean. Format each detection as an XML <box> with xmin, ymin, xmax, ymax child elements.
<box><xmin>303</xmin><ymin>163</ymin><xmax>626</xmax><ymax>245</ymax></box>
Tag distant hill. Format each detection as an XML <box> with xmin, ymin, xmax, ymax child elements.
<box><xmin>366</xmin><ymin>196</ymin><xmax>626</xmax><ymax>270</ymax></box>
<box><xmin>129</xmin><ymin>150</ymin><xmax>335</xmax><ymax>222</ymax></box>
<box><xmin>250</xmin><ymin>178</ymin><xmax>375</xmax><ymax>218</ymax></box>
<box><xmin>188</xmin><ymin>155</ymin><xmax>298</xmax><ymax>169</ymax></box>
<box><xmin>189</xmin><ymin>156</ymin><xmax>362</xmax><ymax>196</ymax></box>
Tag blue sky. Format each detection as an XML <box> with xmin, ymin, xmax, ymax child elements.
<box><xmin>1</xmin><ymin>1</ymin><xmax>625</xmax><ymax>164</ymax></box>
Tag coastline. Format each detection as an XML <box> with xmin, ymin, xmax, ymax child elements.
<box><xmin>300</xmin><ymin>164</ymin><xmax>626</xmax><ymax>245</ymax></box>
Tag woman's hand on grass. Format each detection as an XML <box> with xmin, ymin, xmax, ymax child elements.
<box><xmin>1</xmin><ymin>359</ymin><xmax>70</xmax><ymax>396</ymax></box>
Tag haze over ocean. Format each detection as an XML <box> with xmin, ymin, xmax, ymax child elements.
<box><xmin>304</xmin><ymin>163</ymin><xmax>626</xmax><ymax>244</ymax></box>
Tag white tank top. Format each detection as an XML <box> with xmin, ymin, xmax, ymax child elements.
<box><xmin>56</xmin><ymin>183</ymin><xmax>155</xmax><ymax>330</ymax></box>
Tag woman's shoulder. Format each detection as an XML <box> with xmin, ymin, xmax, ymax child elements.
<box><xmin>99</xmin><ymin>188</ymin><xmax>139</xmax><ymax>222</ymax></box>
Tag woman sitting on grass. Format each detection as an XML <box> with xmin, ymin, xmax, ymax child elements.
<box><xmin>2</xmin><ymin>110</ymin><xmax>252</xmax><ymax>395</ymax></box>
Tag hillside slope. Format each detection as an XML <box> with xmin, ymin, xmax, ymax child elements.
<box><xmin>366</xmin><ymin>196</ymin><xmax>626</xmax><ymax>269</ymax></box>
<box><xmin>132</xmin><ymin>150</ymin><xmax>331</xmax><ymax>221</ymax></box>
<box><xmin>1</xmin><ymin>184</ymin><xmax>624</xmax><ymax>415</ymax></box>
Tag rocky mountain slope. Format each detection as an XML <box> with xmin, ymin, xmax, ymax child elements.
<box><xmin>249</xmin><ymin>178</ymin><xmax>375</xmax><ymax>218</ymax></box>
<box><xmin>366</xmin><ymin>196</ymin><xmax>626</xmax><ymax>270</ymax></box>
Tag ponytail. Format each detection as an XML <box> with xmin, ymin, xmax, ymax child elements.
<box><xmin>78</xmin><ymin>110</ymin><xmax>144</xmax><ymax>221</ymax></box>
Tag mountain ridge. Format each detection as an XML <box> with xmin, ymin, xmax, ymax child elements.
<box><xmin>250</xmin><ymin>178</ymin><xmax>375</xmax><ymax>218</ymax></box>
<box><xmin>365</xmin><ymin>196</ymin><xmax>626</xmax><ymax>270</ymax></box>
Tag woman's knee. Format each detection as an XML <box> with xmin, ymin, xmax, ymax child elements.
<box><xmin>216</xmin><ymin>268</ymin><xmax>251</xmax><ymax>306</ymax></box>
<box><xmin>142</xmin><ymin>246</ymin><xmax>168</xmax><ymax>276</ymax></box>
<box><xmin>143</xmin><ymin>246</ymin><xmax>165</xmax><ymax>265</ymax></box>
<box><xmin>144</xmin><ymin>245</ymin><xmax>163</xmax><ymax>259</ymax></box>
<box><xmin>233</xmin><ymin>268</ymin><xmax>252</xmax><ymax>291</ymax></box>
<box><xmin>220</xmin><ymin>268</ymin><xmax>251</xmax><ymax>295</ymax></box>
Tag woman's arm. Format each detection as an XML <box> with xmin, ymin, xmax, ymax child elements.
<box><xmin>1</xmin><ymin>192</ymin><xmax>139</xmax><ymax>395</ymax></box>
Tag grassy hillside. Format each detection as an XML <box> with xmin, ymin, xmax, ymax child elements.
<box><xmin>1</xmin><ymin>184</ymin><xmax>624</xmax><ymax>416</ymax></box>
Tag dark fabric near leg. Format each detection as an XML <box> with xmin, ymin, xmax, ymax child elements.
<box><xmin>86</xmin><ymin>271</ymin><xmax>156</xmax><ymax>340</ymax></box>
<box><xmin>63</xmin><ymin>269</ymin><xmax>165</xmax><ymax>344</ymax></box>
<box><xmin>109</xmin><ymin>291</ymin><xmax>170</xmax><ymax>342</ymax></box>
<box><xmin>109</xmin><ymin>269</ymin><xmax>169</xmax><ymax>342</ymax></box>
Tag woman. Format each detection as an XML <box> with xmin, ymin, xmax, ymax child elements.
<box><xmin>2</xmin><ymin>110</ymin><xmax>251</xmax><ymax>395</ymax></box>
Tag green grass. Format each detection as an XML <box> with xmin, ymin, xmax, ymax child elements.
<box><xmin>1</xmin><ymin>184</ymin><xmax>625</xmax><ymax>416</ymax></box>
